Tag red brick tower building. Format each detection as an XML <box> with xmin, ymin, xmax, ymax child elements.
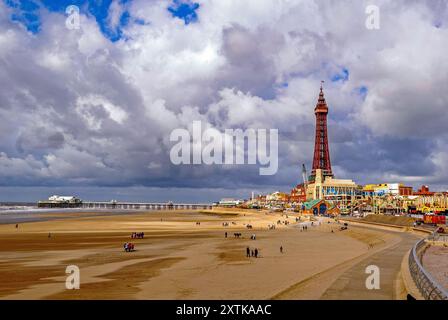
<box><xmin>310</xmin><ymin>82</ymin><xmax>333</xmax><ymax>182</ymax></box>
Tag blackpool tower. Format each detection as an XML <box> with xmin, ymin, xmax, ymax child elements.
<box><xmin>309</xmin><ymin>81</ymin><xmax>333</xmax><ymax>182</ymax></box>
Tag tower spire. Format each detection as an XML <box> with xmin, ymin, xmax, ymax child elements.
<box><xmin>310</xmin><ymin>82</ymin><xmax>333</xmax><ymax>182</ymax></box>
<box><xmin>318</xmin><ymin>80</ymin><xmax>326</xmax><ymax>104</ymax></box>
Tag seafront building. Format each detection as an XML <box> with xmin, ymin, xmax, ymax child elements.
<box><xmin>218</xmin><ymin>198</ymin><xmax>244</xmax><ymax>207</ymax></box>
<box><xmin>38</xmin><ymin>195</ymin><xmax>82</xmax><ymax>208</ymax></box>
<box><xmin>414</xmin><ymin>190</ymin><xmax>448</xmax><ymax>213</ymax></box>
<box><xmin>266</xmin><ymin>191</ymin><xmax>290</xmax><ymax>205</ymax></box>
<box><xmin>362</xmin><ymin>183</ymin><xmax>413</xmax><ymax>196</ymax></box>
<box><xmin>306</xmin><ymin>169</ymin><xmax>358</xmax><ymax>213</ymax></box>
<box><xmin>290</xmin><ymin>184</ymin><xmax>307</xmax><ymax>203</ymax></box>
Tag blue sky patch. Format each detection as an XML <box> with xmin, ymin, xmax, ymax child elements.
<box><xmin>168</xmin><ymin>0</ymin><xmax>200</xmax><ymax>25</ymax></box>
<box><xmin>357</xmin><ymin>86</ymin><xmax>368</xmax><ymax>100</ymax></box>
<box><xmin>4</xmin><ymin>0</ymin><xmax>132</xmax><ymax>41</ymax></box>
<box><xmin>275</xmin><ymin>82</ymin><xmax>289</xmax><ymax>89</ymax></box>
<box><xmin>331</xmin><ymin>68</ymin><xmax>349</xmax><ymax>82</ymax></box>
<box><xmin>5</xmin><ymin>0</ymin><xmax>200</xmax><ymax>38</ymax></box>
<box><xmin>6</xmin><ymin>0</ymin><xmax>41</xmax><ymax>33</ymax></box>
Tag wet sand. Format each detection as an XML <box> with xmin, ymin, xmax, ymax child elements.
<box><xmin>0</xmin><ymin>209</ymin><xmax>401</xmax><ymax>299</ymax></box>
<box><xmin>0</xmin><ymin>208</ymin><xmax>154</xmax><ymax>224</ymax></box>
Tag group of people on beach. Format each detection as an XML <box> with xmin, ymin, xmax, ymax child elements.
<box><xmin>122</xmin><ymin>232</ymin><xmax>146</xmax><ymax>252</ymax></box>
<box><xmin>123</xmin><ymin>242</ymin><xmax>135</xmax><ymax>252</ymax></box>
<box><xmin>224</xmin><ymin>231</ymin><xmax>256</xmax><ymax>240</ymax></box>
<box><xmin>277</xmin><ymin>220</ymin><xmax>290</xmax><ymax>225</ymax></box>
<box><xmin>222</xmin><ymin>222</ymin><xmax>236</xmax><ymax>227</ymax></box>
<box><xmin>246</xmin><ymin>244</ymin><xmax>285</xmax><ymax>258</ymax></box>
<box><xmin>131</xmin><ymin>232</ymin><xmax>144</xmax><ymax>239</ymax></box>
<box><xmin>246</xmin><ymin>247</ymin><xmax>259</xmax><ymax>258</ymax></box>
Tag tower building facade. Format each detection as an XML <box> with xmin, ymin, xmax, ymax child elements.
<box><xmin>309</xmin><ymin>82</ymin><xmax>333</xmax><ymax>182</ymax></box>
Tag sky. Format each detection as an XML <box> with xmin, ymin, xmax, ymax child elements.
<box><xmin>0</xmin><ymin>0</ymin><xmax>447</xmax><ymax>202</ymax></box>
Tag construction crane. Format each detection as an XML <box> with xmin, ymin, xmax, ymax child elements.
<box><xmin>302</xmin><ymin>164</ymin><xmax>308</xmax><ymax>188</ymax></box>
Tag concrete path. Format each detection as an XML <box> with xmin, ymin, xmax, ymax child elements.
<box><xmin>321</xmin><ymin>230</ymin><xmax>419</xmax><ymax>300</ymax></box>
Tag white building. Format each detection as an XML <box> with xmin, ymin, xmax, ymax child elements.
<box><xmin>48</xmin><ymin>195</ymin><xmax>81</xmax><ymax>203</ymax></box>
<box><xmin>218</xmin><ymin>198</ymin><xmax>243</xmax><ymax>207</ymax></box>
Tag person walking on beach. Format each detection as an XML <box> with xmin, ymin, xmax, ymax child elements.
<box><xmin>15</xmin><ymin>224</ymin><xmax>18</xmax><ymax>229</ymax></box>
<box><xmin>246</xmin><ymin>247</ymin><xmax>250</xmax><ymax>258</ymax></box>
<box><xmin>254</xmin><ymin>248</ymin><xmax>258</xmax><ymax>258</ymax></box>
<box><xmin>225</xmin><ymin>232</ymin><xmax>228</xmax><ymax>238</ymax></box>
<box><xmin>280</xmin><ymin>246</ymin><xmax>283</xmax><ymax>254</ymax></box>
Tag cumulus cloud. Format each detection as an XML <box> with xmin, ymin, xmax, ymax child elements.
<box><xmin>0</xmin><ymin>0</ymin><xmax>448</xmax><ymax>201</ymax></box>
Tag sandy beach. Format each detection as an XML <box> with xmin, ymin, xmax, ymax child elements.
<box><xmin>0</xmin><ymin>209</ymin><xmax>410</xmax><ymax>299</ymax></box>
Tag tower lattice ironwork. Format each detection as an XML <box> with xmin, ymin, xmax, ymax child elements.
<box><xmin>310</xmin><ymin>81</ymin><xmax>333</xmax><ymax>181</ymax></box>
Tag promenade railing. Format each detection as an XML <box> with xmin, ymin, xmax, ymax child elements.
<box><xmin>409</xmin><ymin>232</ymin><xmax>448</xmax><ymax>300</ymax></box>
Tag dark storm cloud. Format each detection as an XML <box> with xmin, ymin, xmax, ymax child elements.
<box><xmin>219</xmin><ymin>24</ymin><xmax>282</xmax><ymax>99</ymax></box>
<box><xmin>16</xmin><ymin>128</ymin><xmax>65</xmax><ymax>153</ymax></box>
<box><xmin>332</xmin><ymin>133</ymin><xmax>437</xmax><ymax>181</ymax></box>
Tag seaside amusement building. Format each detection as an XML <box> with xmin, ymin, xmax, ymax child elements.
<box><xmin>413</xmin><ymin>185</ymin><xmax>448</xmax><ymax>213</ymax></box>
<box><xmin>304</xmin><ymin>83</ymin><xmax>358</xmax><ymax>214</ymax></box>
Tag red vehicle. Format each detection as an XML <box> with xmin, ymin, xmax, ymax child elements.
<box><xmin>408</xmin><ymin>206</ymin><xmax>417</xmax><ymax>215</ymax></box>
<box><xmin>436</xmin><ymin>226</ymin><xmax>445</xmax><ymax>233</ymax></box>
<box><xmin>424</xmin><ymin>214</ymin><xmax>446</xmax><ymax>225</ymax></box>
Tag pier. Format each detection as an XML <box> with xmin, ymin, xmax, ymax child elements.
<box><xmin>37</xmin><ymin>195</ymin><xmax>213</xmax><ymax>210</ymax></box>
<box><xmin>79</xmin><ymin>201</ymin><xmax>212</xmax><ymax>210</ymax></box>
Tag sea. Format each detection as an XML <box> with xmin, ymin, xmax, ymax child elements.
<box><xmin>0</xmin><ymin>202</ymin><xmax>151</xmax><ymax>224</ymax></box>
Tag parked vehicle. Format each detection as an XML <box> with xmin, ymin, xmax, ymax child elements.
<box><xmin>436</xmin><ymin>226</ymin><xmax>445</xmax><ymax>233</ymax></box>
<box><xmin>424</xmin><ymin>214</ymin><xmax>446</xmax><ymax>225</ymax></box>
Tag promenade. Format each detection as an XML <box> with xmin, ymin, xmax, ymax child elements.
<box><xmin>321</xmin><ymin>229</ymin><xmax>419</xmax><ymax>299</ymax></box>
